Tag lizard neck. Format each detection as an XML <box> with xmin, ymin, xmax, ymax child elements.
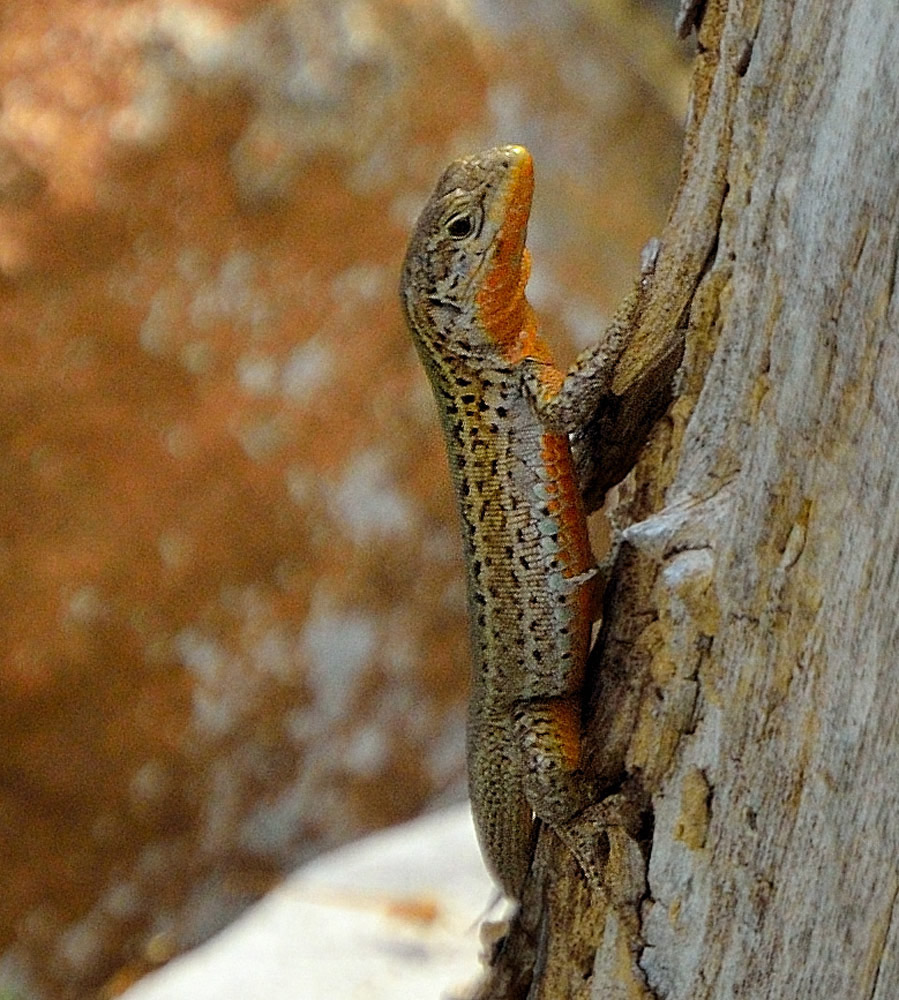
<box><xmin>475</xmin><ymin>246</ymin><xmax>537</xmax><ymax>363</ymax></box>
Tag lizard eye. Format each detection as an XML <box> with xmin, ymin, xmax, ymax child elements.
<box><xmin>446</xmin><ymin>212</ymin><xmax>476</xmax><ymax>239</ymax></box>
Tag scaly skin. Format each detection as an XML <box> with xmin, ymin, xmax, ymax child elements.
<box><xmin>400</xmin><ymin>145</ymin><xmax>604</xmax><ymax>900</ymax></box>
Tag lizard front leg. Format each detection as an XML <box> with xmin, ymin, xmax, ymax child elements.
<box><xmin>524</xmin><ymin>240</ymin><xmax>675</xmax><ymax>512</ymax></box>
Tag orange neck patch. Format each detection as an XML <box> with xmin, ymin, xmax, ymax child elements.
<box><xmin>475</xmin><ymin>153</ymin><xmax>555</xmax><ymax>369</ymax></box>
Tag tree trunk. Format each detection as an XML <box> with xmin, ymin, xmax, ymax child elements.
<box><xmin>477</xmin><ymin>0</ymin><xmax>899</xmax><ymax>996</ymax></box>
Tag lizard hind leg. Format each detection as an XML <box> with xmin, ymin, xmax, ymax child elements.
<box><xmin>513</xmin><ymin>698</ymin><xmax>646</xmax><ymax>903</ymax></box>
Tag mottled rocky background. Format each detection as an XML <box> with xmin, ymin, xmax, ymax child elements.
<box><xmin>0</xmin><ymin>1</ymin><xmax>687</xmax><ymax>997</ymax></box>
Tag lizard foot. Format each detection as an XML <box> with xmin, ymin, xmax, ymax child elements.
<box><xmin>554</xmin><ymin>792</ymin><xmax>648</xmax><ymax>906</ymax></box>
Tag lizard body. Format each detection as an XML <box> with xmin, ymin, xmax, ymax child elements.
<box><xmin>400</xmin><ymin>145</ymin><xmax>605</xmax><ymax>900</ymax></box>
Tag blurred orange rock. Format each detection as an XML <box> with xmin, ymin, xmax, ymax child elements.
<box><xmin>0</xmin><ymin>1</ymin><xmax>686</xmax><ymax>996</ymax></box>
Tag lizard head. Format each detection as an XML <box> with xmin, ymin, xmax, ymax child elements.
<box><xmin>400</xmin><ymin>144</ymin><xmax>537</xmax><ymax>367</ymax></box>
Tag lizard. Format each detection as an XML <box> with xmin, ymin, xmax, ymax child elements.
<box><xmin>400</xmin><ymin>144</ymin><xmax>654</xmax><ymax>901</ymax></box>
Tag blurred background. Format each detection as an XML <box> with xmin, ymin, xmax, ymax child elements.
<box><xmin>0</xmin><ymin>1</ymin><xmax>688</xmax><ymax>996</ymax></box>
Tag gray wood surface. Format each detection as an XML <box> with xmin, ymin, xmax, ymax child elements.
<box><xmin>478</xmin><ymin>0</ymin><xmax>899</xmax><ymax>996</ymax></box>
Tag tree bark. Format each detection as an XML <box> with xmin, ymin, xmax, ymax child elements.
<box><xmin>477</xmin><ymin>0</ymin><xmax>899</xmax><ymax>996</ymax></box>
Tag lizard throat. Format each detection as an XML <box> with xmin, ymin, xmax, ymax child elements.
<box><xmin>475</xmin><ymin>248</ymin><xmax>538</xmax><ymax>364</ymax></box>
<box><xmin>473</xmin><ymin>152</ymin><xmax>557</xmax><ymax>372</ymax></box>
